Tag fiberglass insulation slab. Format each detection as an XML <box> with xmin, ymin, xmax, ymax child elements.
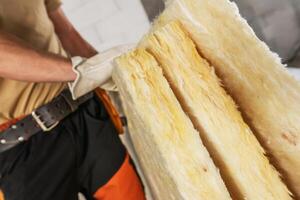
<box><xmin>139</xmin><ymin>21</ymin><xmax>291</xmax><ymax>200</ymax></box>
<box><xmin>112</xmin><ymin>49</ymin><xmax>231</xmax><ymax>200</ymax></box>
<box><xmin>153</xmin><ymin>0</ymin><xmax>300</xmax><ymax>197</ymax></box>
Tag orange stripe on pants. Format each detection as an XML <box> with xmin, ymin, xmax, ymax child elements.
<box><xmin>0</xmin><ymin>190</ymin><xmax>4</xmax><ymax>200</ymax></box>
<box><xmin>0</xmin><ymin>116</ymin><xmax>25</xmax><ymax>132</ymax></box>
<box><xmin>94</xmin><ymin>154</ymin><xmax>146</xmax><ymax>200</ymax></box>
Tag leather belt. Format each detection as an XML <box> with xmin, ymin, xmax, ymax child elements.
<box><xmin>0</xmin><ymin>90</ymin><xmax>93</xmax><ymax>154</ymax></box>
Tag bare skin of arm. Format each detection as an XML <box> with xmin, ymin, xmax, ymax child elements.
<box><xmin>0</xmin><ymin>31</ymin><xmax>76</xmax><ymax>82</ymax></box>
<box><xmin>48</xmin><ymin>7</ymin><xmax>98</xmax><ymax>58</ymax></box>
<box><xmin>0</xmin><ymin>6</ymin><xmax>98</xmax><ymax>83</ymax></box>
<box><xmin>49</xmin><ymin>7</ymin><xmax>125</xmax><ymax>134</ymax></box>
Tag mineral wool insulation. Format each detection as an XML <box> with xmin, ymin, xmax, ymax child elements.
<box><xmin>139</xmin><ymin>21</ymin><xmax>291</xmax><ymax>200</ymax></box>
<box><xmin>113</xmin><ymin>0</ymin><xmax>299</xmax><ymax>199</ymax></box>
<box><xmin>113</xmin><ymin>50</ymin><xmax>231</xmax><ymax>200</ymax></box>
<box><xmin>153</xmin><ymin>0</ymin><xmax>300</xmax><ymax>197</ymax></box>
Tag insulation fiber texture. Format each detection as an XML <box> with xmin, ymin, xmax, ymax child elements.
<box><xmin>153</xmin><ymin>0</ymin><xmax>300</xmax><ymax>197</ymax></box>
<box><xmin>140</xmin><ymin>21</ymin><xmax>292</xmax><ymax>200</ymax></box>
<box><xmin>112</xmin><ymin>49</ymin><xmax>231</xmax><ymax>200</ymax></box>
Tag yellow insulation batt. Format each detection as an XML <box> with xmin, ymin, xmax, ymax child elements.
<box><xmin>153</xmin><ymin>0</ymin><xmax>300</xmax><ymax>197</ymax></box>
<box><xmin>140</xmin><ymin>21</ymin><xmax>291</xmax><ymax>200</ymax></box>
<box><xmin>112</xmin><ymin>49</ymin><xmax>231</xmax><ymax>200</ymax></box>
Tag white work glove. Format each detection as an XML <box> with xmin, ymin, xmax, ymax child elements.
<box><xmin>69</xmin><ymin>44</ymin><xmax>135</xmax><ymax>100</ymax></box>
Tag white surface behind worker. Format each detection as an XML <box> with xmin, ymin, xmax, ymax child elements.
<box><xmin>62</xmin><ymin>0</ymin><xmax>150</xmax><ymax>51</ymax></box>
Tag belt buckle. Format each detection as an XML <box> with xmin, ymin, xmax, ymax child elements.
<box><xmin>32</xmin><ymin>111</ymin><xmax>59</xmax><ymax>132</ymax></box>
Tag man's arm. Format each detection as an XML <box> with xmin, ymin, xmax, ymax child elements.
<box><xmin>0</xmin><ymin>5</ymin><xmax>95</xmax><ymax>83</ymax></box>
<box><xmin>0</xmin><ymin>31</ymin><xmax>76</xmax><ymax>82</ymax></box>
<box><xmin>48</xmin><ymin>7</ymin><xmax>127</xmax><ymax>135</ymax></box>
<box><xmin>48</xmin><ymin>7</ymin><xmax>98</xmax><ymax>58</ymax></box>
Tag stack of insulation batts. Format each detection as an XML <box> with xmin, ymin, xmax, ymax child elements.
<box><xmin>112</xmin><ymin>0</ymin><xmax>300</xmax><ymax>199</ymax></box>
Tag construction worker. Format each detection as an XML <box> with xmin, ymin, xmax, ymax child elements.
<box><xmin>0</xmin><ymin>0</ymin><xmax>145</xmax><ymax>200</ymax></box>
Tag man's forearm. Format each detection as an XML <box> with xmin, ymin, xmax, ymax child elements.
<box><xmin>49</xmin><ymin>8</ymin><xmax>98</xmax><ymax>58</ymax></box>
<box><xmin>0</xmin><ymin>31</ymin><xmax>76</xmax><ymax>82</ymax></box>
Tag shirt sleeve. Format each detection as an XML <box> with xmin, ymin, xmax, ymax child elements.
<box><xmin>45</xmin><ymin>0</ymin><xmax>62</xmax><ymax>12</ymax></box>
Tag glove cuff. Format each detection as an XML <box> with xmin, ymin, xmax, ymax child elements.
<box><xmin>69</xmin><ymin>56</ymin><xmax>87</xmax><ymax>100</ymax></box>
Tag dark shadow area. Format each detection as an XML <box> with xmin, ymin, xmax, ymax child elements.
<box><xmin>233</xmin><ymin>0</ymin><xmax>300</xmax><ymax>67</ymax></box>
<box><xmin>140</xmin><ymin>0</ymin><xmax>165</xmax><ymax>22</ymax></box>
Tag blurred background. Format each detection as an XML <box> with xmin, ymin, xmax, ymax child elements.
<box><xmin>62</xmin><ymin>0</ymin><xmax>300</xmax><ymax>71</ymax></box>
<box><xmin>62</xmin><ymin>0</ymin><xmax>150</xmax><ymax>52</ymax></box>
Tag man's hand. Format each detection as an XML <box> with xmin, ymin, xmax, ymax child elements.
<box><xmin>49</xmin><ymin>6</ymin><xmax>126</xmax><ymax>133</ymax></box>
<box><xmin>48</xmin><ymin>7</ymin><xmax>134</xmax><ymax>99</ymax></box>
<box><xmin>69</xmin><ymin>45</ymin><xmax>135</xmax><ymax>99</ymax></box>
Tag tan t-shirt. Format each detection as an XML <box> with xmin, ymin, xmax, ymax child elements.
<box><xmin>0</xmin><ymin>0</ymin><xmax>67</xmax><ymax>124</ymax></box>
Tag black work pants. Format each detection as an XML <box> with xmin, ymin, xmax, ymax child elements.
<box><xmin>0</xmin><ymin>96</ymin><xmax>126</xmax><ymax>200</ymax></box>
